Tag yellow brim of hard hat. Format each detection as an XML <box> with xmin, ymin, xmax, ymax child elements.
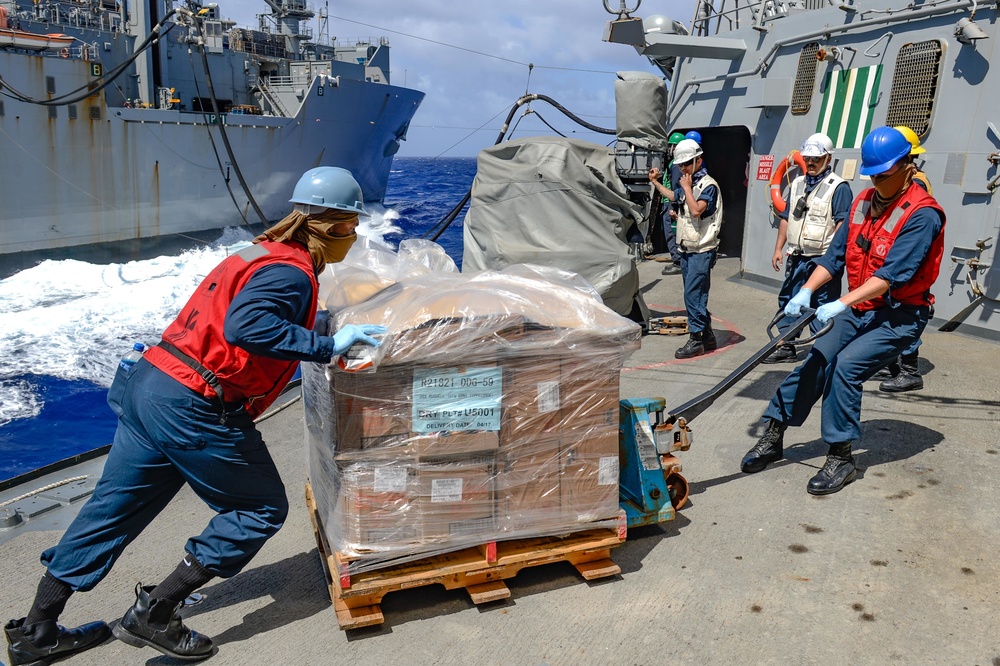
<box><xmin>910</xmin><ymin>145</ymin><xmax>926</xmax><ymax>155</ymax></box>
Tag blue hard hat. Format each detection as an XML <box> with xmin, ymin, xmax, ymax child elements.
<box><xmin>289</xmin><ymin>166</ymin><xmax>369</xmax><ymax>216</ymax></box>
<box><xmin>685</xmin><ymin>130</ymin><xmax>702</xmax><ymax>144</ymax></box>
<box><xmin>859</xmin><ymin>126</ymin><xmax>912</xmax><ymax>176</ymax></box>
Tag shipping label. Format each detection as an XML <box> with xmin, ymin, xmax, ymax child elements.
<box><xmin>536</xmin><ymin>381</ymin><xmax>560</xmax><ymax>413</ymax></box>
<box><xmin>373</xmin><ymin>466</ymin><xmax>408</xmax><ymax>493</ymax></box>
<box><xmin>431</xmin><ymin>478</ymin><xmax>463</xmax><ymax>503</ymax></box>
<box><xmin>598</xmin><ymin>456</ymin><xmax>620</xmax><ymax>486</ymax></box>
<box><xmin>412</xmin><ymin>367</ymin><xmax>502</xmax><ymax>432</ymax></box>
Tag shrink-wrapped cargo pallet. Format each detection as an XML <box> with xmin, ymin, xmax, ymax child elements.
<box><xmin>303</xmin><ymin>264</ymin><xmax>641</xmax><ymax>574</ymax></box>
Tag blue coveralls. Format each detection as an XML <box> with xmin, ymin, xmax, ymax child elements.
<box><xmin>676</xmin><ymin>174</ymin><xmax>719</xmax><ymax>334</ymax></box>
<box><xmin>776</xmin><ymin>177</ymin><xmax>854</xmax><ymax>336</ymax></box>
<box><xmin>42</xmin><ymin>264</ymin><xmax>337</xmax><ymax>590</ymax></box>
<box><xmin>762</xmin><ymin>206</ymin><xmax>943</xmax><ymax>444</ymax></box>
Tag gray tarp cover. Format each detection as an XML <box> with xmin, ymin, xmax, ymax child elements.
<box><xmin>461</xmin><ymin>136</ymin><xmax>646</xmax><ymax>317</ymax></box>
<box><xmin>614</xmin><ymin>71</ymin><xmax>668</xmax><ymax>151</ymax></box>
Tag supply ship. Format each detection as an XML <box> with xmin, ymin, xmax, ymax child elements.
<box><xmin>604</xmin><ymin>0</ymin><xmax>1000</xmax><ymax>339</ymax></box>
<box><xmin>0</xmin><ymin>0</ymin><xmax>424</xmax><ymax>258</ymax></box>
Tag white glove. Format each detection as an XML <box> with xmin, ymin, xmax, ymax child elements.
<box><xmin>784</xmin><ymin>288</ymin><xmax>813</xmax><ymax>317</ymax></box>
<box><xmin>332</xmin><ymin>324</ymin><xmax>387</xmax><ymax>355</ymax></box>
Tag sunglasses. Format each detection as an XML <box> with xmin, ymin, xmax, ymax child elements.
<box><xmin>802</xmin><ymin>155</ymin><xmax>826</xmax><ymax>164</ymax></box>
<box><xmin>676</xmin><ymin>159</ymin><xmax>695</xmax><ymax>168</ymax></box>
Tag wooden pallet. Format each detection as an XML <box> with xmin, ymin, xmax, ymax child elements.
<box><xmin>305</xmin><ymin>483</ymin><xmax>626</xmax><ymax>630</ymax></box>
<box><xmin>648</xmin><ymin>315</ymin><xmax>689</xmax><ymax>335</ymax></box>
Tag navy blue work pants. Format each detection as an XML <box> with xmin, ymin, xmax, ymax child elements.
<box><xmin>679</xmin><ymin>249</ymin><xmax>717</xmax><ymax>334</ymax></box>
<box><xmin>776</xmin><ymin>253</ymin><xmax>843</xmax><ymax>337</ymax></box>
<box><xmin>763</xmin><ymin>304</ymin><xmax>929</xmax><ymax>444</ymax></box>
<box><xmin>41</xmin><ymin>359</ymin><xmax>288</xmax><ymax>591</ymax></box>
<box><xmin>662</xmin><ymin>210</ymin><xmax>680</xmax><ymax>262</ymax></box>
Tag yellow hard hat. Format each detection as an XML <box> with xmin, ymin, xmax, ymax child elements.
<box><xmin>893</xmin><ymin>125</ymin><xmax>926</xmax><ymax>155</ymax></box>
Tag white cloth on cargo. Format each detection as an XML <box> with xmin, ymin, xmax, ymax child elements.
<box><xmin>461</xmin><ymin>137</ymin><xmax>645</xmax><ymax>317</ymax></box>
<box><xmin>614</xmin><ymin>71</ymin><xmax>668</xmax><ymax>151</ymax></box>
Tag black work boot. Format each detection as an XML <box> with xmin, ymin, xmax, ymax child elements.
<box><xmin>741</xmin><ymin>419</ymin><xmax>786</xmax><ymax>473</ymax></box>
<box><xmin>761</xmin><ymin>343</ymin><xmax>797</xmax><ymax>364</ymax></box>
<box><xmin>702</xmin><ymin>328</ymin><xmax>718</xmax><ymax>352</ymax></box>
<box><xmin>807</xmin><ymin>443</ymin><xmax>857</xmax><ymax>495</ymax></box>
<box><xmin>112</xmin><ymin>584</ymin><xmax>213</xmax><ymax>661</ymax></box>
<box><xmin>675</xmin><ymin>332</ymin><xmax>705</xmax><ymax>359</ymax></box>
<box><xmin>873</xmin><ymin>358</ymin><xmax>900</xmax><ymax>380</ymax></box>
<box><xmin>879</xmin><ymin>354</ymin><xmax>922</xmax><ymax>392</ymax></box>
<box><xmin>5</xmin><ymin>617</ymin><xmax>110</xmax><ymax>666</ymax></box>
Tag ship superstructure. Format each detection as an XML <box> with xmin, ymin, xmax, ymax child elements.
<box><xmin>605</xmin><ymin>0</ymin><xmax>999</xmax><ymax>339</ymax></box>
<box><xmin>0</xmin><ymin>0</ymin><xmax>424</xmax><ymax>257</ymax></box>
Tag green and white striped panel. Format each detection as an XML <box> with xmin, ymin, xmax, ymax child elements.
<box><xmin>816</xmin><ymin>65</ymin><xmax>883</xmax><ymax>149</ymax></box>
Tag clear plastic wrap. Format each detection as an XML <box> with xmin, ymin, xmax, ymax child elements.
<box><xmin>303</xmin><ymin>264</ymin><xmax>641</xmax><ymax>575</ymax></box>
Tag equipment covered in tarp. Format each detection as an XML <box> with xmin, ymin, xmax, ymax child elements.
<box><xmin>614</xmin><ymin>71</ymin><xmax>668</xmax><ymax>152</ymax></box>
<box><xmin>462</xmin><ymin>137</ymin><xmax>648</xmax><ymax>320</ymax></box>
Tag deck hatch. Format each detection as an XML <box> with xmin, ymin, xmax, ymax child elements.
<box><xmin>885</xmin><ymin>40</ymin><xmax>943</xmax><ymax>137</ymax></box>
<box><xmin>791</xmin><ymin>42</ymin><xmax>820</xmax><ymax>115</ymax></box>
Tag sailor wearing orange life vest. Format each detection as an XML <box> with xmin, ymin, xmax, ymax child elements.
<box><xmin>740</xmin><ymin>126</ymin><xmax>945</xmax><ymax>496</ymax></box>
<box><xmin>5</xmin><ymin>167</ymin><xmax>386</xmax><ymax>665</ymax></box>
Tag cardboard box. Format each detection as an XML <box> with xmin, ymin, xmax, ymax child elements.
<box><xmin>333</xmin><ymin>363</ymin><xmax>501</xmax><ymax>457</ymax></box>
<box><xmin>497</xmin><ymin>439</ymin><xmax>564</xmax><ymax>533</ymax></box>
<box><xmin>500</xmin><ymin>357</ymin><xmax>564</xmax><ymax>449</ymax></box>
<box><xmin>418</xmin><ymin>457</ymin><xmax>496</xmax><ymax>540</ymax></box>
<box><xmin>561</xmin><ymin>440</ymin><xmax>621</xmax><ymax>524</ymax></box>
<box><xmin>333</xmin><ymin>460</ymin><xmax>422</xmax><ymax>551</ymax></box>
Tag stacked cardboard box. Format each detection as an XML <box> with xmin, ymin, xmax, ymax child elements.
<box><xmin>303</xmin><ymin>271</ymin><xmax>641</xmax><ymax>574</ymax></box>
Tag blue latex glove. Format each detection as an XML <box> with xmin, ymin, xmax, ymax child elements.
<box><xmin>815</xmin><ymin>300</ymin><xmax>848</xmax><ymax>324</ymax></box>
<box><xmin>332</xmin><ymin>324</ymin><xmax>387</xmax><ymax>355</ymax></box>
<box><xmin>784</xmin><ymin>288</ymin><xmax>813</xmax><ymax>317</ymax></box>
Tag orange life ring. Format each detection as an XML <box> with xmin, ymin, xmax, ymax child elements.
<box><xmin>59</xmin><ymin>47</ymin><xmax>69</xmax><ymax>59</ymax></box>
<box><xmin>769</xmin><ymin>150</ymin><xmax>807</xmax><ymax>214</ymax></box>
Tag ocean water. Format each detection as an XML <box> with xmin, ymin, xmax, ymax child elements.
<box><xmin>0</xmin><ymin>157</ymin><xmax>476</xmax><ymax>483</ymax></box>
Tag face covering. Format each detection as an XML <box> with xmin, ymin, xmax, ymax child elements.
<box><xmin>870</xmin><ymin>162</ymin><xmax>915</xmax><ymax>219</ymax></box>
<box><xmin>254</xmin><ymin>208</ymin><xmax>360</xmax><ymax>273</ymax></box>
<box><xmin>318</xmin><ymin>232</ymin><xmax>357</xmax><ymax>264</ymax></box>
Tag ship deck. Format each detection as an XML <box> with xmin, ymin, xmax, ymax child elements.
<box><xmin>2</xmin><ymin>255</ymin><xmax>999</xmax><ymax>664</ymax></box>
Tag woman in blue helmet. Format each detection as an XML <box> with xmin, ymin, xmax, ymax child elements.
<box><xmin>4</xmin><ymin>168</ymin><xmax>386</xmax><ymax>665</ymax></box>
<box><xmin>740</xmin><ymin>127</ymin><xmax>946</xmax><ymax>496</ymax></box>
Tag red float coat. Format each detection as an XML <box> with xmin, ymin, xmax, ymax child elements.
<box><xmin>145</xmin><ymin>241</ymin><xmax>318</xmax><ymax>418</ymax></box>
<box><xmin>845</xmin><ymin>185</ymin><xmax>945</xmax><ymax>311</ymax></box>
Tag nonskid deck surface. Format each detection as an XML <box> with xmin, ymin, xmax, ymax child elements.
<box><xmin>2</xmin><ymin>256</ymin><xmax>998</xmax><ymax>664</ymax></box>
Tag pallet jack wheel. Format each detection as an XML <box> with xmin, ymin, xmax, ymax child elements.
<box><xmin>665</xmin><ymin>471</ymin><xmax>689</xmax><ymax>510</ymax></box>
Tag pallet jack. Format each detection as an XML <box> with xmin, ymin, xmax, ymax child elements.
<box><xmin>618</xmin><ymin>309</ymin><xmax>832</xmax><ymax>528</ymax></box>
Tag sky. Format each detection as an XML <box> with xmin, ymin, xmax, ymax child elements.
<box><xmin>227</xmin><ymin>0</ymin><xmax>695</xmax><ymax>157</ymax></box>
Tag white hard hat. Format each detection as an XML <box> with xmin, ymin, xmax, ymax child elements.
<box><xmin>800</xmin><ymin>133</ymin><xmax>834</xmax><ymax>157</ymax></box>
<box><xmin>673</xmin><ymin>138</ymin><xmax>703</xmax><ymax>164</ymax></box>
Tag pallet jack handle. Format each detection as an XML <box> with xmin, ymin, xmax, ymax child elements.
<box><xmin>660</xmin><ymin>309</ymin><xmax>832</xmax><ymax>432</ymax></box>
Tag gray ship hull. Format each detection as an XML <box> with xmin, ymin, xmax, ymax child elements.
<box><xmin>0</xmin><ymin>52</ymin><xmax>423</xmax><ymax>255</ymax></box>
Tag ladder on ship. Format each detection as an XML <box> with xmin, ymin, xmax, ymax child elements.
<box><xmin>257</xmin><ymin>77</ymin><xmax>291</xmax><ymax>118</ymax></box>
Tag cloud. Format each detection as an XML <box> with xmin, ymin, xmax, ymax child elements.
<box><xmin>227</xmin><ymin>0</ymin><xmax>694</xmax><ymax>156</ymax></box>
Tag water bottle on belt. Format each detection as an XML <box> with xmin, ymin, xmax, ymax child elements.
<box><xmin>119</xmin><ymin>342</ymin><xmax>146</xmax><ymax>371</ymax></box>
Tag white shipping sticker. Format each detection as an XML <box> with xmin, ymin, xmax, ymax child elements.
<box><xmin>536</xmin><ymin>381</ymin><xmax>561</xmax><ymax>413</ymax></box>
<box><xmin>373</xmin><ymin>467</ymin><xmax>408</xmax><ymax>493</ymax></box>
<box><xmin>598</xmin><ymin>456</ymin><xmax>620</xmax><ymax>486</ymax></box>
<box><xmin>431</xmin><ymin>478</ymin><xmax>463</xmax><ymax>503</ymax></box>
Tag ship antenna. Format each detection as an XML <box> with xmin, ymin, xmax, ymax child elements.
<box><xmin>603</xmin><ymin>0</ymin><xmax>642</xmax><ymax>19</ymax></box>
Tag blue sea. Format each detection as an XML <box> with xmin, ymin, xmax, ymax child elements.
<box><xmin>0</xmin><ymin>157</ymin><xmax>476</xmax><ymax>483</ymax></box>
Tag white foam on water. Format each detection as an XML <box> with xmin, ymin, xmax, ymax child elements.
<box><xmin>0</xmin><ymin>220</ymin><xmax>395</xmax><ymax>424</ymax></box>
